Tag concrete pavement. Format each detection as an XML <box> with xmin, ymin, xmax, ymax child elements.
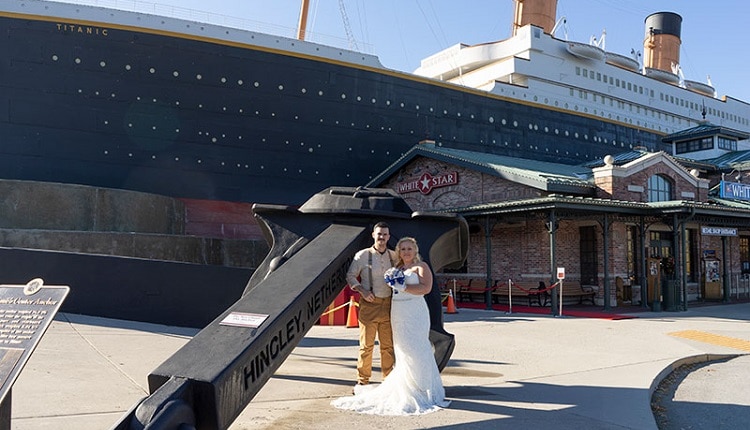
<box><xmin>9</xmin><ymin>303</ymin><xmax>750</xmax><ymax>429</ymax></box>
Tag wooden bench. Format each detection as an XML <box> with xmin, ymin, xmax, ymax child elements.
<box><xmin>557</xmin><ymin>281</ymin><xmax>596</xmax><ymax>305</ymax></box>
<box><xmin>456</xmin><ymin>279</ymin><xmax>496</xmax><ymax>302</ymax></box>
<box><xmin>492</xmin><ymin>281</ymin><xmax>549</xmax><ymax>306</ymax></box>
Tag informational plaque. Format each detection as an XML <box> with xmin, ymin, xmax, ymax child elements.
<box><xmin>0</xmin><ymin>279</ymin><xmax>69</xmax><ymax>404</ymax></box>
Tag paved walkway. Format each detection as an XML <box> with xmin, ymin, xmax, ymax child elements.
<box><xmin>9</xmin><ymin>303</ymin><xmax>750</xmax><ymax>429</ymax></box>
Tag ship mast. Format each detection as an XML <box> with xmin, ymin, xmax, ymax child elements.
<box><xmin>297</xmin><ymin>0</ymin><xmax>310</xmax><ymax>40</ymax></box>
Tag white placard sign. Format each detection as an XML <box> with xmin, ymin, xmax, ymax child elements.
<box><xmin>220</xmin><ymin>312</ymin><xmax>269</xmax><ymax>329</ymax></box>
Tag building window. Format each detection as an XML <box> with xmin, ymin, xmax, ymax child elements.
<box><xmin>649</xmin><ymin>231</ymin><xmax>673</xmax><ymax>260</ymax></box>
<box><xmin>741</xmin><ymin>237</ymin><xmax>750</xmax><ymax>274</ymax></box>
<box><xmin>580</xmin><ymin>226</ymin><xmax>598</xmax><ymax>285</ymax></box>
<box><xmin>718</xmin><ymin>136</ymin><xmax>738</xmax><ymax>151</ymax></box>
<box><xmin>675</xmin><ymin>137</ymin><xmax>713</xmax><ymax>154</ymax></box>
<box><xmin>648</xmin><ymin>175</ymin><xmax>673</xmax><ymax>202</ymax></box>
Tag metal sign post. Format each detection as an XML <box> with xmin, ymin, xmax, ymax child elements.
<box><xmin>557</xmin><ymin>267</ymin><xmax>565</xmax><ymax>317</ymax></box>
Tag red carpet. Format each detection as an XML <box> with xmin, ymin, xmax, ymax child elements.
<box><xmin>454</xmin><ymin>302</ymin><xmax>637</xmax><ymax>320</ymax></box>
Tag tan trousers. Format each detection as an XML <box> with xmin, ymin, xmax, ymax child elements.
<box><xmin>357</xmin><ymin>296</ymin><xmax>394</xmax><ymax>384</ymax></box>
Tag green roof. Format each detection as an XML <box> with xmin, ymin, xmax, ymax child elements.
<box><xmin>367</xmin><ymin>143</ymin><xmax>595</xmax><ymax>195</ymax></box>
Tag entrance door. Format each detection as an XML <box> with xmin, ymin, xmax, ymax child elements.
<box><xmin>647</xmin><ymin>257</ymin><xmax>661</xmax><ymax>304</ymax></box>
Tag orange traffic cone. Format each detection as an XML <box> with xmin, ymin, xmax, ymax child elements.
<box><xmin>445</xmin><ymin>289</ymin><xmax>458</xmax><ymax>314</ymax></box>
<box><xmin>346</xmin><ymin>297</ymin><xmax>359</xmax><ymax>328</ymax></box>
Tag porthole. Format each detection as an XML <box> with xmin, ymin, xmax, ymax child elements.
<box><xmin>196</xmin><ymin>74</ymin><xmax>202</xmax><ymax>80</ymax></box>
<box><xmin>100</xmin><ymin>61</ymin><xmax>106</xmax><ymax>67</ymax></box>
<box><xmin>52</xmin><ymin>55</ymin><xmax>59</xmax><ymax>61</ymax></box>
<box><xmin>173</xmin><ymin>71</ymin><xmax>179</xmax><ymax>77</ymax></box>
<box><xmin>75</xmin><ymin>58</ymin><xmax>81</xmax><ymax>64</ymax></box>
<box><xmin>125</xmin><ymin>65</ymin><xmax>131</xmax><ymax>70</ymax></box>
<box><xmin>489</xmin><ymin>117</ymin><xmax>495</xmax><ymax>123</ymax></box>
<box><xmin>149</xmin><ymin>68</ymin><xmax>156</xmax><ymax>74</ymax></box>
<box><xmin>254</xmin><ymin>82</ymin><xmax>260</xmax><ymax>87</ymax></box>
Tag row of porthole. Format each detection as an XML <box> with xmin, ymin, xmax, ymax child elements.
<box><xmin>57</xmin><ymin>40</ymin><xmax>684</xmax><ymax>143</ymax></box>
<box><xmin>55</xmin><ymin>53</ymin><xmax>599</xmax><ymax>132</ymax></box>
<box><xmin>100</xmin><ymin>147</ymin><xmax>332</xmax><ymax>176</ymax></box>
<box><xmin>59</xmin><ymin>56</ymin><xmax>623</xmax><ymax>156</ymax></box>
<box><xmin>510</xmin><ymin>87</ymin><xmax>680</xmax><ymax>135</ymax></box>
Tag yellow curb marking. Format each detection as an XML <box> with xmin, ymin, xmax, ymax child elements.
<box><xmin>669</xmin><ymin>330</ymin><xmax>750</xmax><ymax>352</ymax></box>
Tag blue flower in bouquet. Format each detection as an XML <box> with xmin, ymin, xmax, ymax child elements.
<box><xmin>384</xmin><ymin>267</ymin><xmax>405</xmax><ymax>288</ymax></box>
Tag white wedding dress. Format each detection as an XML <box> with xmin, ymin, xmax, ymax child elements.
<box><xmin>331</xmin><ymin>269</ymin><xmax>450</xmax><ymax>415</ymax></box>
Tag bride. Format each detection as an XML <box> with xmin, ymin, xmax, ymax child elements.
<box><xmin>331</xmin><ymin>236</ymin><xmax>450</xmax><ymax>415</ymax></box>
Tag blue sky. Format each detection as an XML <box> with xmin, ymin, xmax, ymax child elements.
<box><xmin>57</xmin><ymin>0</ymin><xmax>750</xmax><ymax>103</ymax></box>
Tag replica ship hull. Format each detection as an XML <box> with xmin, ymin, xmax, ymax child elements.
<box><xmin>0</xmin><ymin>2</ymin><xmax>668</xmax><ymax>206</ymax></box>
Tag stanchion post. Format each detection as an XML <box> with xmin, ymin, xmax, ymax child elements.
<box><xmin>507</xmin><ymin>279</ymin><xmax>513</xmax><ymax>314</ymax></box>
<box><xmin>559</xmin><ymin>279</ymin><xmax>564</xmax><ymax>316</ymax></box>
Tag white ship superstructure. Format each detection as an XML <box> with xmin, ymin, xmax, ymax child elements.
<box><xmin>415</xmin><ymin>4</ymin><xmax>750</xmax><ymax>156</ymax></box>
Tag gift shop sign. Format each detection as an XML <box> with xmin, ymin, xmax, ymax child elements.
<box><xmin>397</xmin><ymin>171</ymin><xmax>459</xmax><ymax>195</ymax></box>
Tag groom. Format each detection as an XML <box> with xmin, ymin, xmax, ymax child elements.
<box><xmin>346</xmin><ymin>221</ymin><xmax>396</xmax><ymax>386</ymax></box>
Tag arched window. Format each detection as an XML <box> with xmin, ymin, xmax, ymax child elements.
<box><xmin>648</xmin><ymin>174</ymin><xmax>673</xmax><ymax>202</ymax></box>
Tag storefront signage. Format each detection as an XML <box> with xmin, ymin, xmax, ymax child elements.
<box><xmin>701</xmin><ymin>226</ymin><xmax>738</xmax><ymax>236</ymax></box>
<box><xmin>396</xmin><ymin>171</ymin><xmax>458</xmax><ymax>195</ymax></box>
<box><xmin>719</xmin><ymin>180</ymin><xmax>750</xmax><ymax>201</ymax></box>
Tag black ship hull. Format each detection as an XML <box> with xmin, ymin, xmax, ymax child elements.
<box><xmin>0</xmin><ymin>9</ymin><xmax>667</xmax><ymax>206</ymax></box>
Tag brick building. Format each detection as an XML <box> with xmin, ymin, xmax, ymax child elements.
<box><xmin>368</xmin><ymin>141</ymin><xmax>750</xmax><ymax>312</ymax></box>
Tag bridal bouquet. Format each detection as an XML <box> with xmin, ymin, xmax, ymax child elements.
<box><xmin>384</xmin><ymin>267</ymin><xmax>406</xmax><ymax>293</ymax></box>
